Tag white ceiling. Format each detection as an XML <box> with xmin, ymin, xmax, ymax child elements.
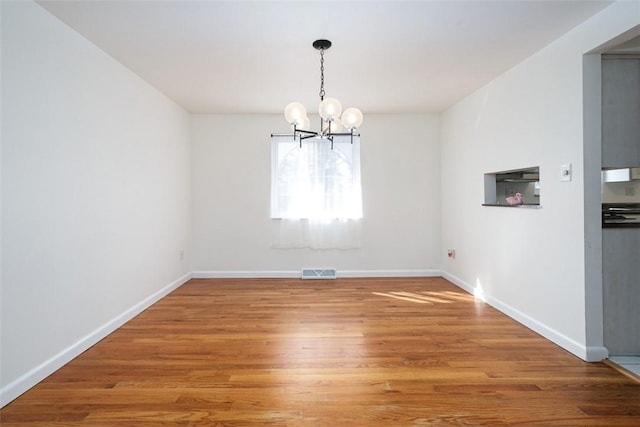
<box><xmin>37</xmin><ymin>0</ymin><xmax>613</xmax><ymax>114</ymax></box>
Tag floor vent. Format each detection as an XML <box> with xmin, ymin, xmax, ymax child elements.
<box><xmin>301</xmin><ymin>268</ymin><xmax>337</xmax><ymax>280</ymax></box>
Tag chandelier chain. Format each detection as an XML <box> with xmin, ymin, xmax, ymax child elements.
<box><xmin>319</xmin><ymin>49</ymin><xmax>325</xmax><ymax>100</ymax></box>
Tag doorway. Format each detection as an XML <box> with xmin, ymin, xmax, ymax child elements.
<box><xmin>584</xmin><ymin>26</ymin><xmax>640</xmax><ymax>375</ymax></box>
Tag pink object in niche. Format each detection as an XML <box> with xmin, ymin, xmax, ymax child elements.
<box><xmin>506</xmin><ymin>192</ymin><xmax>524</xmax><ymax>205</ymax></box>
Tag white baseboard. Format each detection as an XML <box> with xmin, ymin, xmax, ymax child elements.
<box><xmin>192</xmin><ymin>269</ymin><xmax>441</xmax><ymax>279</ymax></box>
<box><xmin>0</xmin><ymin>272</ymin><xmax>192</xmax><ymax>408</ymax></box>
<box><xmin>442</xmin><ymin>271</ymin><xmax>604</xmax><ymax>362</ymax></box>
<box><xmin>585</xmin><ymin>346</ymin><xmax>609</xmax><ymax>362</ymax></box>
<box><xmin>339</xmin><ymin>269</ymin><xmax>441</xmax><ymax>277</ymax></box>
<box><xmin>442</xmin><ymin>271</ymin><xmax>475</xmax><ymax>295</ymax></box>
<box><xmin>192</xmin><ymin>270</ymin><xmax>299</xmax><ymax>278</ymax></box>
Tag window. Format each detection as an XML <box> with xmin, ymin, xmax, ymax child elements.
<box><xmin>271</xmin><ymin>135</ymin><xmax>362</xmax><ymax>220</ymax></box>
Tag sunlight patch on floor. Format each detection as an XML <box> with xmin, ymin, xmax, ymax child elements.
<box><xmin>373</xmin><ymin>290</ymin><xmax>474</xmax><ymax>304</ymax></box>
<box><xmin>372</xmin><ymin>292</ymin><xmax>430</xmax><ymax>304</ymax></box>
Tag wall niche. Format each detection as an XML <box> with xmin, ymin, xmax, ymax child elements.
<box><xmin>484</xmin><ymin>166</ymin><xmax>541</xmax><ymax>207</ymax></box>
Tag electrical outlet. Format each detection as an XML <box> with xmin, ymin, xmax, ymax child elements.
<box><xmin>447</xmin><ymin>249</ymin><xmax>455</xmax><ymax>259</ymax></box>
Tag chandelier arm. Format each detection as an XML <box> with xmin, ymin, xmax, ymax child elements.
<box><xmin>271</xmin><ymin>132</ymin><xmax>358</xmax><ymax>139</ymax></box>
<box><xmin>271</xmin><ymin>131</ymin><xmax>322</xmax><ymax>138</ymax></box>
<box><xmin>300</xmin><ymin>133</ymin><xmax>319</xmax><ymax>140</ymax></box>
<box><xmin>324</xmin><ymin>132</ymin><xmax>359</xmax><ymax>136</ymax></box>
<box><xmin>295</xmin><ymin>128</ymin><xmax>319</xmax><ymax>146</ymax></box>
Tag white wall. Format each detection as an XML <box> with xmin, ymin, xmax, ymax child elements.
<box><xmin>440</xmin><ymin>1</ymin><xmax>640</xmax><ymax>361</ymax></box>
<box><xmin>191</xmin><ymin>114</ymin><xmax>441</xmax><ymax>276</ymax></box>
<box><xmin>0</xmin><ymin>1</ymin><xmax>192</xmax><ymax>405</ymax></box>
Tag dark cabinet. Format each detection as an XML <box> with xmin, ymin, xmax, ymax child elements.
<box><xmin>603</xmin><ymin>229</ymin><xmax>640</xmax><ymax>355</ymax></box>
<box><xmin>602</xmin><ymin>57</ymin><xmax>640</xmax><ymax>168</ymax></box>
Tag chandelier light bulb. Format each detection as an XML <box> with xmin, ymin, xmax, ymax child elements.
<box><xmin>318</xmin><ymin>97</ymin><xmax>342</xmax><ymax>121</ymax></box>
<box><xmin>341</xmin><ymin>107</ymin><xmax>363</xmax><ymax>130</ymax></box>
<box><xmin>284</xmin><ymin>102</ymin><xmax>307</xmax><ymax>126</ymax></box>
<box><xmin>328</xmin><ymin>119</ymin><xmax>343</xmax><ymax>133</ymax></box>
<box><xmin>299</xmin><ymin>115</ymin><xmax>311</xmax><ymax>131</ymax></box>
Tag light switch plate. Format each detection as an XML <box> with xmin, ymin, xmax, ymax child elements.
<box><xmin>560</xmin><ymin>164</ymin><xmax>572</xmax><ymax>182</ymax></box>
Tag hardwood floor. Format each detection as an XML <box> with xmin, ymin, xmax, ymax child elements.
<box><xmin>2</xmin><ymin>277</ymin><xmax>639</xmax><ymax>426</ymax></box>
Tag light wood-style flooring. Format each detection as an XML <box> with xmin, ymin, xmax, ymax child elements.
<box><xmin>2</xmin><ymin>277</ymin><xmax>639</xmax><ymax>426</ymax></box>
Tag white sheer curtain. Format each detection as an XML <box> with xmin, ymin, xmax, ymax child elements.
<box><xmin>270</xmin><ymin>135</ymin><xmax>362</xmax><ymax>249</ymax></box>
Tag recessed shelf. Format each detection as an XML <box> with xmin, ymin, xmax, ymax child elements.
<box><xmin>484</xmin><ymin>166</ymin><xmax>541</xmax><ymax>207</ymax></box>
<box><xmin>482</xmin><ymin>203</ymin><xmax>542</xmax><ymax>209</ymax></box>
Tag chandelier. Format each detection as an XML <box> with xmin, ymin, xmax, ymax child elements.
<box><xmin>280</xmin><ymin>39</ymin><xmax>363</xmax><ymax>147</ymax></box>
